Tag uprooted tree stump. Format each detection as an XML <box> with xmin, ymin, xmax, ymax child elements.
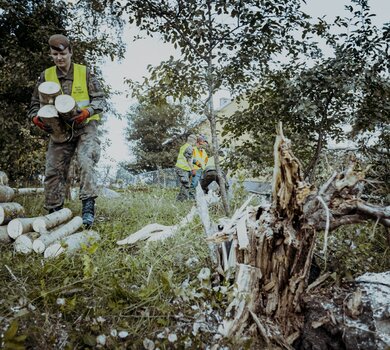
<box><xmin>208</xmin><ymin>123</ymin><xmax>390</xmax><ymax>348</ymax></box>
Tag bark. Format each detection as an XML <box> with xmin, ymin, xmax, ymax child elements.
<box><xmin>32</xmin><ymin>216</ymin><xmax>83</xmax><ymax>253</ymax></box>
<box><xmin>38</xmin><ymin>81</ymin><xmax>61</xmax><ymax>105</ymax></box>
<box><xmin>0</xmin><ymin>225</ymin><xmax>11</xmax><ymax>243</ymax></box>
<box><xmin>7</xmin><ymin>217</ymin><xmax>37</xmax><ymax>239</ymax></box>
<box><xmin>13</xmin><ymin>188</ymin><xmax>44</xmax><ymax>195</ymax></box>
<box><xmin>44</xmin><ymin>230</ymin><xmax>100</xmax><ymax>258</ymax></box>
<box><xmin>32</xmin><ymin>208</ymin><xmax>73</xmax><ymax>234</ymax></box>
<box><xmin>37</xmin><ymin>105</ymin><xmax>71</xmax><ymax>143</ymax></box>
<box><xmin>0</xmin><ymin>185</ymin><xmax>15</xmax><ymax>202</ymax></box>
<box><xmin>14</xmin><ymin>232</ymin><xmax>40</xmax><ymax>254</ymax></box>
<box><xmin>0</xmin><ymin>171</ymin><xmax>9</xmax><ymax>186</ymax></box>
<box><xmin>0</xmin><ymin>202</ymin><xmax>25</xmax><ymax>225</ymax></box>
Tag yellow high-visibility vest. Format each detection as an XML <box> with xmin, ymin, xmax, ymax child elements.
<box><xmin>175</xmin><ymin>143</ymin><xmax>192</xmax><ymax>171</ymax></box>
<box><xmin>193</xmin><ymin>147</ymin><xmax>208</xmax><ymax>170</ymax></box>
<box><xmin>45</xmin><ymin>64</ymin><xmax>100</xmax><ymax>123</ymax></box>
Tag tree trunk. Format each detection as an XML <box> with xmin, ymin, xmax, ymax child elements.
<box><xmin>32</xmin><ymin>216</ymin><xmax>83</xmax><ymax>253</ymax></box>
<box><xmin>7</xmin><ymin>217</ymin><xmax>37</xmax><ymax>239</ymax></box>
<box><xmin>13</xmin><ymin>188</ymin><xmax>44</xmax><ymax>195</ymax></box>
<box><xmin>0</xmin><ymin>202</ymin><xmax>25</xmax><ymax>225</ymax></box>
<box><xmin>44</xmin><ymin>230</ymin><xmax>100</xmax><ymax>258</ymax></box>
<box><xmin>37</xmin><ymin>105</ymin><xmax>71</xmax><ymax>143</ymax></box>
<box><xmin>208</xmin><ymin>122</ymin><xmax>390</xmax><ymax>348</ymax></box>
<box><xmin>14</xmin><ymin>232</ymin><xmax>40</xmax><ymax>254</ymax></box>
<box><xmin>0</xmin><ymin>185</ymin><xmax>15</xmax><ymax>202</ymax></box>
<box><xmin>32</xmin><ymin>208</ymin><xmax>73</xmax><ymax>234</ymax></box>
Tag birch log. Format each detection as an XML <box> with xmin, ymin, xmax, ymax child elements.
<box><xmin>44</xmin><ymin>230</ymin><xmax>100</xmax><ymax>258</ymax></box>
<box><xmin>38</xmin><ymin>81</ymin><xmax>61</xmax><ymax>105</ymax></box>
<box><xmin>37</xmin><ymin>105</ymin><xmax>70</xmax><ymax>143</ymax></box>
<box><xmin>32</xmin><ymin>216</ymin><xmax>83</xmax><ymax>253</ymax></box>
<box><xmin>0</xmin><ymin>225</ymin><xmax>11</xmax><ymax>243</ymax></box>
<box><xmin>14</xmin><ymin>232</ymin><xmax>40</xmax><ymax>254</ymax></box>
<box><xmin>55</xmin><ymin>94</ymin><xmax>78</xmax><ymax>121</ymax></box>
<box><xmin>0</xmin><ymin>185</ymin><xmax>15</xmax><ymax>202</ymax></box>
<box><xmin>32</xmin><ymin>208</ymin><xmax>73</xmax><ymax>234</ymax></box>
<box><xmin>13</xmin><ymin>188</ymin><xmax>44</xmax><ymax>195</ymax></box>
<box><xmin>7</xmin><ymin>217</ymin><xmax>37</xmax><ymax>239</ymax></box>
<box><xmin>0</xmin><ymin>171</ymin><xmax>9</xmax><ymax>186</ymax></box>
<box><xmin>0</xmin><ymin>202</ymin><xmax>25</xmax><ymax>225</ymax></box>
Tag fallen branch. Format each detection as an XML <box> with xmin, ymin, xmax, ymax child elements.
<box><xmin>0</xmin><ymin>202</ymin><xmax>25</xmax><ymax>225</ymax></box>
<box><xmin>32</xmin><ymin>208</ymin><xmax>73</xmax><ymax>234</ymax></box>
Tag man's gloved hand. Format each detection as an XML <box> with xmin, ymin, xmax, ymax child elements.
<box><xmin>32</xmin><ymin>116</ymin><xmax>53</xmax><ymax>133</ymax></box>
<box><xmin>71</xmin><ymin>109</ymin><xmax>90</xmax><ymax>124</ymax></box>
<box><xmin>191</xmin><ymin>169</ymin><xmax>196</xmax><ymax>176</ymax></box>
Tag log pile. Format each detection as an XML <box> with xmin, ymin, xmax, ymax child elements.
<box><xmin>206</xmin><ymin>123</ymin><xmax>390</xmax><ymax>348</ymax></box>
<box><xmin>0</xmin><ymin>171</ymin><xmax>100</xmax><ymax>258</ymax></box>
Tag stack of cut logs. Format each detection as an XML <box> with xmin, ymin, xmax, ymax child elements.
<box><xmin>0</xmin><ymin>171</ymin><xmax>100</xmax><ymax>258</ymax></box>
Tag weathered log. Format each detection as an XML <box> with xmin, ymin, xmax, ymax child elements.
<box><xmin>32</xmin><ymin>216</ymin><xmax>83</xmax><ymax>253</ymax></box>
<box><xmin>7</xmin><ymin>217</ymin><xmax>37</xmax><ymax>239</ymax></box>
<box><xmin>32</xmin><ymin>208</ymin><xmax>73</xmax><ymax>234</ymax></box>
<box><xmin>0</xmin><ymin>225</ymin><xmax>12</xmax><ymax>243</ymax></box>
<box><xmin>0</xmin><ymin>171</ymin><xmax>9</xmax><ymax>186</ymax></box>
<box><xmin>14</xmin><ymin>232</ymin><xmax>40</xmax><ymax>254</ymax></box>
<box><xmin>0</xmin><ymin>185</ymin><xmax>15</xmax><ymax>202</ymax></box>
<box><xmin>37</xmin><ymin>105</ymin><xmax>71</xmax><ymax>143</ymax></box>
<box><xmin>55</xmin><ymin>94</ymin><xmax>78</xmax><ymax>121</ymax></box>
<box><xmin>38</xmin><ymin>81</ymin><xmax>61</xmax><ymax>105</ymax></box>
<box><xmin>0</xmin><ymin>202</ymin><xmax>25</xmax><ymax>225</ymax></box>
<box><xmin>44</xmin><ymin>230</ymin><xmax>100</xmax><ymax>258</ymax></box>
<box><xmin>13</xmin><ymin>188</ymin><xmax>44</xmax><ymax>195</ymax></box>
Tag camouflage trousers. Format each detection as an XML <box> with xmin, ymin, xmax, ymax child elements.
<box><xmin>175</xmin><ymin>167</ymin><xmax>193</xmax><ymax>201</ymax></box>
<box><xmin>44</xmin><ymin>121</ymin><xmax>101</xmax><ymax>210</ymax></box>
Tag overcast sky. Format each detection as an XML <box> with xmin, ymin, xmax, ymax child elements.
<box><xmin>99</xmin><ymin>0</ymin><xmax>390</xmax><ymax>172</ymax></box>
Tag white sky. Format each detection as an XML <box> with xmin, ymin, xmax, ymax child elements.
<box><xmin>99</xmin><ymin>0</ymin><xmax>390</xmax><ymax>173</ymax></box>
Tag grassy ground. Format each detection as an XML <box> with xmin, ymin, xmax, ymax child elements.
<box><xmin>0</xmin><ymin>186</ymin><xmax>237</xmax><ymax>349</ymax></box>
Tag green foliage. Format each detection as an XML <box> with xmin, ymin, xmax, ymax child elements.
<box><xmin>124</xmin><ymin>95</ymin><xmax>191</xmax><ymax>173</ymax></box>
<box><xmin>0</xmin><ymin>0</ymin><xmax>125</xmax><ymax>183</ymax></box>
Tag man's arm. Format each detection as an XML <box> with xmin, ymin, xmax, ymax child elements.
<box><xmin>86</xmin><ymin>67</ymin><xmax>105</xmax><ymax>116</ymax></box>
<box><xmin>28</xmin><ymin>72</ymin><xmax>45</xmax><ymax>120</ymax></box>
<box><xmin>184</xmin><ymin>145</ymin><xmax>195</xmax><ymax>173</ymax></box>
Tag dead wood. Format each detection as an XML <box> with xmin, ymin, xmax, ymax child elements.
<box><xmin>0</xmin><ymin>185</ymin><xmax>15</xmax><ymax>202</ymax></box>
<box><xmin>208</xmin><ymin>122</ymin><xmax>390</xmax><ymax>347</ymax></box>
<box><xmin>0</xmin><ymin>202</ymin><xmax>25</xmax><ymax>225</ymax></box>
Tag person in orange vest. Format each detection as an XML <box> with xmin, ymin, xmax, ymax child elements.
<box><xmin>175</xmin><ymin>134</ymin><xmax>197</xmax><ymax>201</ymax></box>
<box><xmin>28</xmin><ymin>34</ymin><xmax>105</xmax><ymax>227</ymax></box>
<box><xmin>190</xmin><ymin>134</ymin><xmax>209</xmax><ymax>197</ymax></box>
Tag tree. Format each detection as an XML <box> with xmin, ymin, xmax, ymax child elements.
<box><xmin>222</xmin><ymin>0</ymin><xmax>390</xmax><ymax>187</ymax></box>
<box><xmin>0</xmin><ymin>0</ymin><xmax>125</xmax><ymax>183</ymax></box>
<box><xmin>111</xmin><ymin>0</ymin><xmax>318</xmax><ymax>215</ymax></box>
<box><xmin>125</xmin><ymin>95</ymin><xmax>191</xmax><ymax>173</ymax></box>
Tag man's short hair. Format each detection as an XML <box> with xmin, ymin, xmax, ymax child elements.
<box><xmin>48</xmin><ymin>34</ymin><xmax>70</xmax><ymax>51</ymax></box>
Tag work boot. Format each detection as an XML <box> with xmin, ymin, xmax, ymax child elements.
<box><xmin>49</xmin><ymin>204</ymin><xmax>63</xmax><ymax>214</ymax></box>
<box><xmin>82</xmin><ymin>198</ymin><xmax>95</xmax><ymax>228</ymax></box>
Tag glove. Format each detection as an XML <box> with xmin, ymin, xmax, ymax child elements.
<box><xmin>32</xmin><ymin>116</ymin><xmax>53</xmax><ymax>133</ymax></box>
<box><xmin>71</xmin><ymin>109</ymin><xmax>90</xmax><ymax>124</ymax></box>
<box><xmin>191</xmin><ymin>169</ymin><xmax>196</xmax><ymax>176</ymax></box>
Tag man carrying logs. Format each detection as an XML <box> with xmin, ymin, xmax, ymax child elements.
<box><xmin>28</xmin><ymin>34</ymin><xmax>105</xmax><ymax>227</ymax></box>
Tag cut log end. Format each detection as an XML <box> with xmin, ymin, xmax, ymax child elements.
<box><xmin>37</xmin><ymin>104</ymin><xmax>58</xmax><ymax>118</ymax></box>
<box><xmin>32</xmin><ymin>239</ymin><xmax>45</xmax><ymax>254</ymax></box>
<box><xmin>55</xmin><ymin>94</ymin><xmax>77</xmax><ymax>115</ymax></box>
<box><xmin>7</xmin><ymin>219</ymin><xmax>23</xmax><ymax>239</ymax></box>
<box><xmin>14</xmin><ymin>235</ymin><xmax>33</xmax><ymax>254</ymax></box>
<box><xmin>44</xmin><ymin>243</ymin><xmax>65</xmax><ymax>258</ymax></box>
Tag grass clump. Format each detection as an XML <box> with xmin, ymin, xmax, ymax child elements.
<box><xmin>0</xmin><ymin>186</ymin><xmax>231</xmax><ymax>349</ymax></box>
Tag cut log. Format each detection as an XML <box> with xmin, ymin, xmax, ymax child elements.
<box><xmin>13</xmin><ymin>188</ymin><xmax>44</xmax><ymax>195</ymax></box>
<box><xmin>32</xmin><ymin>216</ymin><xmax>83</xmax><ymax>253</ymax></box>
<box><xmin>7</xmin><ymin>217</ymin><xmax>37</xmax><ymax>239</ymax></box>
<box><xmin>0</xmin><ymin>202</ymin><xmax>25</xmax><ymax>225</ymax></box>
<box><xmin>32</xmin><ymin>208</ymin><xmax>73</xmax><ymax>234</ymax></box>
<box><xmin>14</xmin><ymin>232</ymin><xmax>40</xmax><ymax>254</ymax></box>
<box><xmin>37</xmin><ymin>105</ymin><xmax>71</xmax><ymax>143</ymax></box>
<box><xmin>38</xmin><ymin>81</ymin><xmax>61</xmax><ymax>105</ymax></box>
<box><xmin>0</xmin><ymin>225</ymin><xmax>11</xmax><ymax>243</ymax></box>
<box><xmin>0</xmin><ymin>171</ymin><xmax>9</xmax><ymax>186</ymax></box>
<box><xmin>0</xmin><ymin>185</ymin><xmax>15</xmax><ymax>202</ymax></box>
<box><xmin>55</xmin><ymin>94</ymin><xmax>78</xmax><ymax>121</ymax></box>
<box><xmin>44</xmin><ymin>230</ymin><xmax>100</xmax><ymax>258</ymax></box>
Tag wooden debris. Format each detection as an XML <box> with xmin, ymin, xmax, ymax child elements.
<box><xmin>32</xmin><ymin>208</ymin><xmax>73</xmax><ymax>234</ymax></box>
<box><xmin>0</xmin><ymin>225</ymin><xmax>11</xmax><ymax>243</ymax></box>
<box><xmin>0</xmin><ymin>185</ymin><xmax>15</xmax><ymax>202</ymax></box>
<box><xmin>38</xmin><ymin>81</ymin><xmax>61</xmax><ymax>105</ymax></box>
<box><xmin>55</xmin><ymin>94</ymin><xmax>78</xmax><ymax>121</ymax></box>
<box><xmin>7</xmin><ymin>217</ymin><xmax>37</xmax><ymax>239</ymax></box>
<box><xmin>14</xmin><ymin>232</ymin><xmax>40</xmax><ymax>254</ymax></box>
<box><xmin>44</xmin><ymin>230</ymin><xmax>100</xmax><ymax>258</ymax></box>
<box><xmin>0</xmin><ymin>202</ymin><xmax>25</xmax><ymax>225</ymax></box>
<box><xmin>13</xmin><ymin>188</ymin><xmax>44</xmax><ymax>195</ymax></box>
<box><xmin>32</xmin><ymin>216</ymin><xmax>83</xmax><ymax>253</ymax></box>
<box><xmin>0</xmin><ymin>171</ymin><xmax>9</xmax><ymax>186</ymax></box>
